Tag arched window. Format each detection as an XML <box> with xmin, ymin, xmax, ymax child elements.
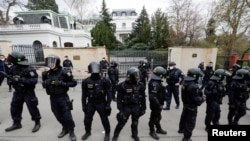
<box><xmin>52</xmin><ymin>41</ymin><xmax>57</xmax><ymax>47</ymax></box>
<box><xmin>64</xmin><ymin>42</ymin><xmax>73</xmax><ymax>47</ymax></box>
<box><xmin>33</xmin><ymin>40</ymin><xmax>42</xmax><ymax>47</ymax></box>
<box><xmin>13</xmin><ymin>17</ymin><xmax>24</xmax><ymax>24</ymax></box>
<box><xmin>112</xmin><ymin>12</ymin><xmax>117</xmax><ymax>16</ymax></box>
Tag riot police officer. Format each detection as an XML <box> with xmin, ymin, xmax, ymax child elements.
<box><xmin>42</xmin><ymin>54</ymin><xmax>77</xmax><ymax>141</ymax></box>
<box><xmin>204</xmin><ymin>69</ymin><xmax>231</xmax><ymax>131</ymax></box>
<box><xmin>112</xmin><ymin>67</ymin><xmax>146</xmax><ymax>141</ymax></box>
<box><xmin>148</xmin><ymin>66</ymin><xmax>167</xmax><ymax>140</ymax></box>
<box><xmin>200</xmin><ymin>62</ymin><xmax>214</xmax><ymax>90</ymax></box>
<box><xmin>138</xmin><ymin>60</ymin><xmax>148</xmax><ymax>87</ymax></box>
<box><xmin>108</xmin><ymin>60</ymin><xmax>119</xmax><ymax>101</ymax></box>
<box><xmin>178</xmin><ymin>68</ymin><xmax>204</xmax><ymax>141</ymax></box>
<box><xmin>5</xmin><ymin>51</ymin><xmax>41</xmax><ymax>133</ymax></box>
<box><xmin>226</xmin><ymin>63</ymin><xmax>241</xmax><ymax>91</ymax></box>
<box><xmin>164</xmin><ymin>61</ymin><xmax>184</xmax><ymax>110</ymax></box>
<box><xmin>227</xmin><ymin>69</ymin><xmax>250</xmax><ymax>125</ymax></box>
<box><xmin>81</xmin><ymin>61</ymin><xmax>112</xmax><ymax>141</ymax></box>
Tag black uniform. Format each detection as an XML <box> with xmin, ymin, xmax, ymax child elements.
<box><xmin>204</xmin><ymin>80</ymin><xmax>225</xmax><ymax>129</ymax></box>
<box><xmin>138</xmin><ymin>64</ymin><xmax>148</xmax><ymax>87</ymax></box>
<box><xmin>227</xmin><ymin>78</ymin><xmax>248</xmax><ymax>125</ymax></box>
<box><xmin>5</xmin><ymin>51</ymin><xmax>41</xmax><ymax>133</ymax></box>
<box><xmin>178</xmin><ymin>68</ymin><xmax>204</xmax><ymax>141</ymax></box>
<box><xmin>112</xmin><ymin>79</ymin><xmax>146</xmax><ymax>141</ymax></box>
<box><xmin>42</xmin><ymin>54</ymin><xmax>77</xmax><ymax>141</ymax></box>
<box><xmin>165</xmin><ymin>67</ymin><xmax>184</xmax><ymax>109</ymax></box>
<box><xmin>81</xmin><ymin>74</ymin><xmax>112</xmax><ymax>141</ymax></box>
<box><xmin>201</xmin><ymin>65</ymin><xmax>214</xmax><ymax>89</ymax></box>
<box><xmin>148</xmin><ymin>79</ymin><xmax>167</xmax><ymax>140</ymax></box>
<box><xmin>100</xmin><ymin>58</ymin><xmax>109</xmax><ymax>77</ymax></box>
<box><xmin>108</xmin><ymin>64</ymin><xmax>119</xmax><ymax>100</ymax></box>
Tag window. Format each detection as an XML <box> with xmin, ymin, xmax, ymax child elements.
<box><xmin>112</xmin><ymin>12</ymin><xmax>117</xmax><ymax>16</ymax></box>
<box><xmin>122</xmin><ymin>23</ymin><xmax>126</xmax><ymax>28</ymax></box>
<box><xmin>121</xmin><ymin>12</ymin><xmax>126</xmax><ymax>16</ymax></box>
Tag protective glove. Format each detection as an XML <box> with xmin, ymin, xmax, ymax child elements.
<box><xmin>105</xmin><ymin>105</ymin><xmax>112</xmax><ymax>116</ymax></box>
<box><xmin>139</xmin><ymin>109</ymin><xmax>145</xmax><ymax>117</ymax></box>
<box><xmin>82</xmin><ymin>106</ymin><xmax>87</xmax><ymax>113</ymax></box>
<box><xmin>42</xmin><ymin>79</ymin><xmax>51</xmax><ymax>88</ymax></box>
<box><xmin>54</xmin><ymin>80</ymin><xmax>67</xmax><ymax>87</ymax></box>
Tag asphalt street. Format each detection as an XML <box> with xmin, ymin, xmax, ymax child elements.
<box><xmin>0</xmin><ymin>79</ymin><xmax>250</xmax><ymax>141</ymax></box>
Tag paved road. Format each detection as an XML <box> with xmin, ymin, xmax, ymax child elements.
<box><xmin>0</xmin><ymin>79</ymin><xmax>249</xmax><ymax>141</ymax></box>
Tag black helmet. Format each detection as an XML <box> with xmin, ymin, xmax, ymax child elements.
<box><xmin>45</xmin><ymin>54</ymin><xmax>61</xmax><ymax>70</ymax></box>
<box><xmin>110</xmin><ymin>60</ymin><xmax>118</xmax><ymax>67</ymax></box>
<box><xmin>88</xmin><ymin>61</ymin><xmax>101</xmax><ymax>73</ymax></box>
<box><xmin>210</xmin><ymin>69</ymin><xmax>231</xmax><ymax>81</ymax></box>
<box><xmin>185</xmin><ymin>68</ymin><xmax>203</xmax><ymax>81</ymax></box>
<box><xmin>242</xmin><ymin>66</ymin><xmax>250</xmax><ymax>72</ymax></box>
<box><xmin>150</xmin><ymin>66</ymin><xmax>166</xmax><ymax>80</ymax></box>
<box><xmin>168</xmin><ymin>61</ymin><xmax>176</xmax><ymax>66</ymax></box>
<box><xmin>232</xmin><ymin>69</ymin><xmax>250</xmax><ymax>80</ymax></box>
<box><xmin>7</xmin><ymin>51</ymin><xmax>29</xmax><ymax>66</ymax></box>
<box><xmin>232</xmin><ymin>64</ymin><xmax>241</xmax><ymax>73</ymax></box>
<box><xmin>126</xmin><ymin>67</ymin><xmax>140</xmax><ymax>83</ymax></box>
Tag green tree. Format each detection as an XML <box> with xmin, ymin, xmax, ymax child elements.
<box><xmin>26</xmin><ymin>0</ymin><xmax>58</xmax><ymax>13</ymax></box>
<box><xmin>129</xmin><ymin>6</ymin><xmax>151</xmax><ymax>47</ymax></box>
<box><xmin>205</xmin><ymin>17</ymin><xmax>217</xmax><ymax>43</ymax></box>
<box><xmin>90</xmin><ymin>0</ymin><xmax>116</xmax><ymax>49</ymax></box>
<box><xmin>151</xmin><ymin>8</ymin><xmax>169</xmax><ymax>49</ymax></box>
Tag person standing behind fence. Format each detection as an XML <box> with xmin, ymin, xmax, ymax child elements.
<box><xmin>108</xmin><ymin>60</ymin><xmax>119</xmax><ymax>101</ymax></box>
<box><xmin>63</xmin><ymin>56</ymin><xmax>73</xmax><ymax>72</ymax></box>
<box><xmin>200</xmin><ymin>62</ymin><xmax>214</xmax><ymax>90</ymax></box>
<box><xmin>100</xmin><ymin>57</ymin><xmax>109</xmax><ymax>77</ymax></box>
<box><xmin>0</xmin><ymin>54</ymin><xmax>13</xmax><ymax>92</ymax></box>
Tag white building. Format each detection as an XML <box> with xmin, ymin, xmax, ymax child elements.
<box><xmin>81</xmin><ymin>9</ymin><xmax>138</xmax><ymax>43</ymax></box>
<box><xmin>0</xmin><ymin>10</ymin><xmax>92</xmax><ymax>47</ymax></box>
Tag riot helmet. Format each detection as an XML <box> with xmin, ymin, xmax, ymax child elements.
<box><xmin>88</xmin><ymin>61</ymin><xmax>101</xmax><ymax>73</ymax></box>
<box><xmin>7</xmin><ymin>51</ymin><xmax>29</xmax><ymax>66</ymax></box>
<box><xmin>110</xmin><ymin>60</ymin><xmax>118</xmax><ymax>67</ymax></box>
<box><xmin>168</xmin><ymin>61</ymin><xmax>176</xmax><ymax>66</ymax></box>
<box><xmin>126</xmin><ymin>67</ymin><xmax>140</xmax><ymax>83</ymax></box>
<box><xmin>210</xmin><ymin>69</ymin><xmax>231</xmax><ymax>81</ymax></box>
<box><xmin>232</xmin><ymin>69</ymin><xmax>250</xmax><ymax>80</ymax></box>
<box><xmin>45</xmin><ymin>54</ymin><xmax>61</xmax><ymax>70</ymax></box>
<box><xmin>184</xmin><ymin>68</ymin><xmax>203</xmax><ymax>82</ymax></box>
<box><xmin>232</xmin><ymin>64</ymin><xmax>241</xmax><ymax>73</ymax></box>
<box><xmin>242</xmin><ymin>66</ymin><xmax>250</xmax><ymax>72</ymax></box>
<box><xmin>150</xmin><ymin>66</ymin><xmax>166</xmax><ymax>80</ymax></box>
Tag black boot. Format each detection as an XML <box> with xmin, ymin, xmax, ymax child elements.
<box><xmin>32</xmin><ymin>120</ymin><xmax>41</xmax><ymax>133</ymax></box>
<box><xmin>5</xmin><ymin>121</ymin><xmax>22</xmax><ymax>132</ymax></box>
<box><xmin>104</xmin><ymin>133</ymin><xmax>110</xmax><ymax>141</ymax></box>
<box><xmin>58</xmin><ymin>129</ymin><xmax>69</xmax><ymax>138</ymax></box>
<box><xmin>69</xmin><ymin>131</ymin><xmax>76</xmax><ymax>141</ymax></box>
<box><xmin>156</xmin><ymin>128</ymin><xmax>167</xmax><ymax>134</ymax></box>
<box><xmin>81</xmin><ymin>132</ymin><xmax>91</xmax><ymax>140</ymax></box>
<box><xmin>112</xmin><ymin>136</ymin><xmax>118</xmax><ymax>141</ymax></box>
<box><xmin>132</xmin><ymin>135</ymin><xmax>140</xmax><ymax>141</ymax></box>
<box><xmin>149</xmin><ymin>132</ymin><xmax>159</xmax><ymax>140</ymax></box>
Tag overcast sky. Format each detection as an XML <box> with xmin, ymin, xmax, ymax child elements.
<box><xmin>57</xmin><ymin>0</ymin><xmax>213</xmax><ymax>16</ymax></box>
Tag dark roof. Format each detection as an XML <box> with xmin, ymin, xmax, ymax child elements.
<box><xmin>112</xmin><ymin>9</ymin><xmax>137</xmax><ymax>16</ymax></box>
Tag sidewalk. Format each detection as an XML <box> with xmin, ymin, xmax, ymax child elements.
<box><xmin>0</xmin><ymin>80</ymin><xmax>249</xmax><ymax>141</ymax></box>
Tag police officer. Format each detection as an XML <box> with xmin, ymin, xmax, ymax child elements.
<box><xmin>164</xmin><ymin>61</ymin><xmax>184</xmax><ymax>110</ymax></box>
<box><xmin>100</xmin><ymin>57</ymin><xmax>109</xmax><ymax>77</ymax></box>
<box><xmin>42</xmin><ymin>54</ymin><xmax>77</xmax><ymax>141</ymax></box>
<box><xmin>108</xmin><ymin>60</ymin><xmax>119</xmax><ymax>101</ymax></box>
<box><xmin>81</xmin><ymin>61</ymin><xmax>112</xmax><ymax>141</ymax></box>
<box><xmin>204</xmin><ymin>69</ymin><xmax>231</xmax><ymax>131</ymax></box>
<box><xmin>5</xmin><ymin>51</ymin><xmax>41</xmax><ymax>133</ymax></box>
<box><xmin>242</xmin><ymin>66</ymin><xmax>250</xmax><ymax>110</ymax></box>
<box><xmin>178</xmin><ymin>68</ymin><xmax>204</xmax><ymax>141</ymax></box>
<box><xmin>138</xmin><ymin>60</ymin><xmax>148</xmax><ymax>87</ymax></box>
<box><xmin>148</xmin><ymin>66</ymin><xmax>167</xmax><ymax>140</ymax></box>
<box><xmin>112</xmin><ymin>67</ymin><xmax>146</xmax><ymax>141</ymax></box>
<box><xmin>226</xmin><ymin>63</ymin><xmax>241</xmax><ymax>90</ymax></box>
<box><xmin>227</xmin><ymin>69</ymin><xmax>249</xmax><ymax>125</ymax></box>
<box><xmin>200</xmin><ymin>62</ymin><xmax>214</xmax><ymax>90</ymax></box>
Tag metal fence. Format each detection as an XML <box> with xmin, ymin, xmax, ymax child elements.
<box><xmin>12</xmin><ymin>44</ymin><xmax>45</xmax><ymax>66</ymax></box>
<box><xmin>108</xmin><ymin>50</ymin><xmax>168</xmax><ymax>78</ymax></box>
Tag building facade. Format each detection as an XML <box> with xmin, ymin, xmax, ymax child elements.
<box><xmin>0</xmin><ymin>10</ymin><xmax>92</xmax><ymax>47</ymax></box>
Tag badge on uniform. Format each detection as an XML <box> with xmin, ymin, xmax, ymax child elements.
<box><xmin>30</xmin><ymin>71</ymin><xmax>35</xmax><ymax>77</ymax></box>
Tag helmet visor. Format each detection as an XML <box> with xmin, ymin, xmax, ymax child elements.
<box><xmin>46</xmin><ymin>57</ymin><xmax>58</xmax><ymax>69</ymax></box>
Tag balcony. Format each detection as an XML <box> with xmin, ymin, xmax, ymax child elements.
<box><xmin>0</xmin><ymin>24</ymin><xmax>90</xmax><ymax>36</ymax></box>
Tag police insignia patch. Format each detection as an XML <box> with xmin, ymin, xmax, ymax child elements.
<box><xmin>30</xmin><ymin>71</ymin><xmax>35</xmax><ymax>76</ymax></box>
